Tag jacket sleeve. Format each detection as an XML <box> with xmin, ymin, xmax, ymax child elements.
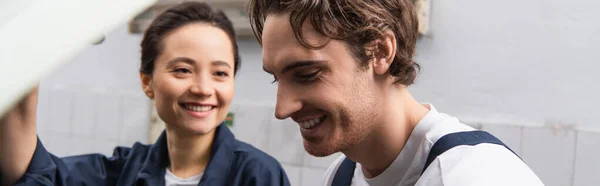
<box><xmin>12</xmin><ymin>137</ymin><xmax>132</xmax><ymax>186</ymax></box>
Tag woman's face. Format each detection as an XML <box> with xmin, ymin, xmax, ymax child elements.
<box><xmin>141</xmin><ymin>23</ymin><xmax>235</xmax><ymax>135</ymax></box>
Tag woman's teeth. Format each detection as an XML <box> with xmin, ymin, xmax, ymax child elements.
<box><xmin>183</xmin><ymin>104</ymin><xmax>212</xmax><ymax>112</ymax></box>
<box><xmin>299</xmin><ymin>115</ymin><xmax>326</xmax><ymax>129</ymax></box>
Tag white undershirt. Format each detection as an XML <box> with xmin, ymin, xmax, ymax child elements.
<box><xmin>165</xmin><ymin>168</ymin><xmax>203</xmax><ymax>186</ymax></box>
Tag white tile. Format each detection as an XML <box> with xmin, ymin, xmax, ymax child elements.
<box><xmin>282</xmin><ymin>164</ymin><xmax>302</xmax><ymax>186</ymax></box>
<box><xmin>301</xmin><ymin>167</ymin><xmax>327</xmax><ymax>186</ymax></box>
<box><xmin>120</xmin><ymin>95</ymin><xmax>150</xmax><ymax>144</ymax></box>
<box><xmin>69</xmin><ymin>135</ymin><xmax>95</xmax><ymax>156</ymax></box>
<box><xmin>118</xmin><ymin>138</ymin><xmax>138</xmax><ymax>148</ymax></box>
<box><xmin>95</xmin><ymin>94</ymin><xmax>122</xmax><ymax>141</ymax></box>
<box><xmin>36</xmin><ymin>129</ymin><xmax>48</xmax><ymax>142</ymax></box>
<box><xmin>268</xmin><ymin>118</ymin><xmax>306</xmax><ymax>165</ymax></box>
<box><xmin>41</xmin><ymin>131</ymin><xmax>71</xmax><ymax>157</ymax></box>
<box><xmin>47</xmin><ymin>90</ymin><xmax>74</xmax><ymax>134</ymax></box>
<box><xmin>573</xmin><ymin>130</ymin><xmax>600</xmax><ymax>186</ymax></box>
<box><xmin>229</xmin><ymin>105</ymin><xmax>271</xmax><ymax>152</ymax></box>
<box><xmin>71</xmin><ymin>92</ymin><xmax>97</xmax><ymax>137</ymax></box>
<box><xmin>93</xmin><ymin>138</ymin><xmax>119</xmax><ymax>157</ymax></box>
<box><xmin>304</xmin><ymin>152</ymin><xmax>341</xmax><ymax>169</ymax></box>
<box><xmin>36</xmin><ymin>85</ymin><xmax>51</xmax><ymax>133</ymax></box>
<box><xmin>463</xmin><ymin>121</ymin><xmax>482</xmax><ymax>130</ymax></box>
<box><xmin>481</xmin><ymin>124</ymin><xmax>523</xmax><ymax>155</ymax></box>
<box><xmin>522</xmin><ymin>127</ymin><xmax>576</xmax><ymax>186</ymax></box>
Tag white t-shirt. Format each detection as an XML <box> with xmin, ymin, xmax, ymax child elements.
<box><xmin>321</xmin><ymin>104</ymin><xmax>544</xmax><ymax>186</ymax></box>
<box><xmin>165</xmin><ymin>168</ymin><xmax>203</xmax><ymax>186</ymax></box>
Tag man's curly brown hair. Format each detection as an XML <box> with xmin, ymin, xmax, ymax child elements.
<box><xmin>247</xmin><ymin>0</ymin><xmax>420</xmax><ymax>85</ymax></box>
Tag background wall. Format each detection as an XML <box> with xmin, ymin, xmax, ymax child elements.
<box><xmin>36</xmin><ymin>0</ymin><xmax>600</xmax><ymax>185</ymax></box>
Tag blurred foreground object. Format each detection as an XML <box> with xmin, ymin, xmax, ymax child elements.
<box><xmin>0</xmin><ymin>0</ymin><xmax>157</xmax><ymax>116</ymax></box>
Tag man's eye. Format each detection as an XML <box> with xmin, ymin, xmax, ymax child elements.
<box><xmin>296</xmin><ymin>71</ymin><xmax>320</xmax><ymax>83</ymax></box>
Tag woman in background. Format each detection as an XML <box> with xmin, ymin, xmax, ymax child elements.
<box><xmin>0</xmin><ymin>2</ymin><xmax>290</xmax><ymax>186</ymax></box>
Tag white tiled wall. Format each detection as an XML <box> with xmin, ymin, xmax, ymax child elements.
<box><xmin>481</xmin><ymin>124</ymin><xmax>523</xmax><ymax>155</ymax></box>
<box><xmin>282</xmin><ymin>164</ymin><xmax>302</xmax><ymax>186</ymax></box>
<box><xmin>95</xmin><ymin>94</ymin><xmax>122</xmax><ymax>141</ymax></box>
<box><xmin>267</xmin><ymin>117</ymin><xmax>306</xmax><ymax>166</ymax></box>
<box><xmin>40</xmin><ymin>130</ymin><xmax>71</xmax><ymax>157</ymax></box>
<box><xmin>522</xmin><ymin>127</ymin><xmax>576</xmax><ymax>186</ymax></box>
<box><xmin>120</xmin><ymin>95</ymin><xmax>152</xmax><ymax>146</ymax></box>
<box><xmin>301</xmin><ymin>167</ymin><xmax>327</xmax><ymax>186</ymax></box>
<box><xmin>303</xmin><ymin>152</ymin><xmax>341</xmax><ymax>169</ymax></box>
<box><xmin>71</xmin><ymin>92</ymin><xmax>97</xmax><ymax>137</ymax></box>
<box><xmin>481</xmin><ymin>122</ymin><xmax>600</xmax><ymax>186</ymax></box>
<box><xmin>47</xmin><ymin>89</ymin><xmax>74</xmax><ymax>134</ymax></box>
<box><xmin>573</xmin><ymin>130</ymin><xmax>600</xmax><ymax>186</ymax></box>
<box><xmin>229</xmin><ymin>104</ymin><xmax>272</xmax><ymax>151</ymax></box>
<box><xmin>37</xmin><ymin>87</ymin><xmax>151</xmax><ymax>157</ymax></box>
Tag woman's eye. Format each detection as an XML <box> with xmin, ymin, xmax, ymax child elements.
<box><xmin>214</xmin><ymin>71</ymin><xmax>229</xmax><ymax>77</ymax></box>
<box><xmin>173</xmin><ymin>68</ymin><xmax>192</xmax><ymax>74</ymax></box>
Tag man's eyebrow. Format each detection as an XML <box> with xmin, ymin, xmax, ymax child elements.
<box><xmin>280</xmin><ymin>60</ymin><xmax>326</xmax><ymax>74</ymax></box>
<box><xmin>264</xmin><ymin>60</ymin><xmax>327</xmax><ymax>75</ymax></box>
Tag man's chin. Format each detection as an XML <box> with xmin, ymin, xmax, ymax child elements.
<box><xmin>303</xmin><ymin>140</ymin><xmax>339</xmax><ymax>157</ymax></box>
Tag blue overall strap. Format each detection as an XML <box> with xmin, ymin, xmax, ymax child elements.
<box><xmin>421</xmin><ymin>130</ymin><xmax>520</xmax><ymax>174</ymax></box>
<box><xmin>331</xmin><ymin>157</ymin><xmax>356</xmax><ymax>186</ymax></box>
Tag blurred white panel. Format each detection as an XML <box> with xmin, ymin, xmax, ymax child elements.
<box><xmin>0</xmin><ymin>0</ymin><xmax>157</xmax><ymax>116</ymax></box>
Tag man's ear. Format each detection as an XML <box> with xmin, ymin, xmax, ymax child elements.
<box><xmin>370</xmin><ymin>30</ymin><xmax>397</xmax><ymax>75</ymax></box>
<box><xmin>140</xmin><ymin>72</ymin><xmax>154</xmax><ymax>99</ymax></box>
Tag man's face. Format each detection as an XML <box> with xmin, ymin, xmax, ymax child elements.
<box><xmin>261</xmin><ymin>13</ymin><xmax>383</xmax><ymax>156</ymax></box>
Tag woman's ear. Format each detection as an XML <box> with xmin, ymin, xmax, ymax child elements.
<box><xmin>371</xmin><ymin>30</ymin><xmax>397</xmax><ymax>75</ymax></box>
<box><xmin>140</xmin><ymin>72</ymin><xmax>154</xmax><ymax>99</ymax></box>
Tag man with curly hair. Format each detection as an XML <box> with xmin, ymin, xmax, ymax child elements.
<box><xmin>247</xmin><ymin>0</ymin><xmax>544</xmax><ymax>185</ymax></box>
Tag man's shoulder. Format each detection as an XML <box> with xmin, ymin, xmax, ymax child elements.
<box><xmin>426</xmin><ymin>143</ymin><xmax>543</xmax><ymax>186</ymax></box>
<box><xmin>424</xmin><ymin>114</ymin><xmax>476</xmax><ymax>144</ymax></box>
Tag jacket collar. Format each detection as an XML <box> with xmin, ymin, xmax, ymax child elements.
<box><xmin>136</xmin><ymin>123</ymin><xmax>236</xmax><ymax>185</ymax></box>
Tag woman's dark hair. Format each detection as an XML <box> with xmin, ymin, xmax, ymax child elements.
<box><xmin>248</xmin><ymin>0</ymin><xmax>419</xmax><ymax>85</ymax></box>
<box><xmin>140</xmin><ymin>1</ymin><xmax>241</xmax><ymax>75</ymax></box>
